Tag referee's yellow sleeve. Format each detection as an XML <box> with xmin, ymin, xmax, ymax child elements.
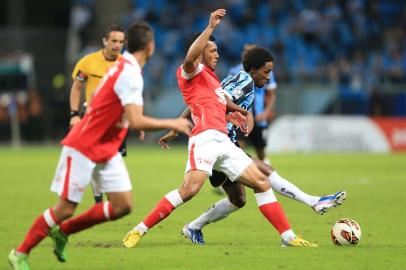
<box><xmin>71</xmin><ymin>56</ymin><xmax>89</xmax><ymax>82</ymax></box>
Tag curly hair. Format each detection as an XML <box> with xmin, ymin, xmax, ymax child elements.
<box><xmin>242</xmin><ymin>46</ymin><xmax>273</xmax><ymax>72</ymax></box>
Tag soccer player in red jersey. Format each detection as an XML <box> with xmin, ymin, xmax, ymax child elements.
<box><xmin>123</xmin><ymin>9</ymin><xmax>317</xmax><ymax>248</ymax></box>
<box><xmin>160</xmin><ymin>46</ymin><xmax>346</xmax><ymax>244</ymax></box>
<box><xmin>8</xmin><ymin>21</ymin><xmax>192</xmax><ymax>270</ymax></box>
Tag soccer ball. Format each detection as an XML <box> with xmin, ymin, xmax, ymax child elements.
<box><xmin>331</xmin><ymin>218</ymin><xmax>361</xmax><ymax>246</ymax></box>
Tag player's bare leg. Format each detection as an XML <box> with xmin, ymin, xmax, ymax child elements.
<box><xmin>238</xmin><ymin>163</ymin><xmax>317</xmax><ymax>247</ymax></box>
<box><xmin>57</xmin><ymin>191</ymin><xmax>131</xmax><ymax>234</ymax></box>
<box><xmin>254</xmin><ymin>146</ymin><xmax>266</xmax><ymax>162</ymax></box>
<box><xmin>187</xmin><ymin>181</ymin><xmax>245</xmax><ymax>229</ymax></box>
<box><xmin>9</xmin><ymin>198</ymin><xmax>77</xmax><ymax>269</ymax></box>
<box><xmin>50</xmin><ymin>192</ymin><xmax>131</xmax><ymax>261</ymax></box>
<box><xmin>123</xmin><ymin>170</ymin><xmax>207</xmax><ymax>248</ymax></box>
<box><xmin>184</xmin><ymin>181</ymin><xmax>245</xmax><ymax>244</ymax></box>
<box><xmin>254</xmin><ymin>158</ymin><xmax>346</xmax><ymax>214</ymax></box>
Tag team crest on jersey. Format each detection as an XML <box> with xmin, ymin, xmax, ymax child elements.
<box><xmin>233</xmin><ymin>88</ymin><xmax>243</xmax><ymax>99</ymax></box>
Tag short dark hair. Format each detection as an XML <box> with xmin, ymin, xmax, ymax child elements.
<box><xmin>184</xmin><ymin>32</ymin><xmax>216</xmax><ymax>53</ymax></box>
<box><xmin>242</xmin><ymin>46</ymin><xmax>273</xmax><ymax>72</ymax></box>
<box><xmin>104</xmin><ymin>24</ymin><xmax>126</xmax><ymax>40</ymax></box>
<box><xmin>127</xmin><ymin>21</ymin><xmax>154</xmax><ymax>53</ymax></box>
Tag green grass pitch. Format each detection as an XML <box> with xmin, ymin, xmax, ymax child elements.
<box><xmin>1</xmin><ymin>145</ymin><xmax>405</xmax><ymax>269</ymax></box>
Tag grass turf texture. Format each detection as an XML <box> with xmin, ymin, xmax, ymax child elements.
<box><xmin>1</xmin><ymin>145</ymin><xmax>405</xmax><ymax>270</ymax></box>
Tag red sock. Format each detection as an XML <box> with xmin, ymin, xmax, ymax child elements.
<box><xmin>259</xmin><ymin>202</ymin><xmax>291</xmax><ymax>234</ymax></box>
<box><xmin>59</xmin><ymin>202</ymin><xmax>113</xmax><ymax>235</ymax></box>
<box><xmin>16</xmin><ymin>209</ymin><xmax>59</xmax><ymax>254</ymax></box>
<box><xmin>143</xmin><ymin>197</ymin><xmax>175</xmax><ymax>228</ymax></box>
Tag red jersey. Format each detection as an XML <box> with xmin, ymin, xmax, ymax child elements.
<box><xmin>177</xmin><ymin>64</ymin><xmax>228</xmax><ymax>136</ymax></box>
<box><xmin>62</xmin><ymin>52</ymin><xmax>144</xmax><ymax>163</ymax></box>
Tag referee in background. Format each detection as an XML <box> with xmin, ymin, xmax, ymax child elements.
<box><xmin>69</xmin><ymin>24</ymin><xmax>126</xmax><ymax>203</ymax></box>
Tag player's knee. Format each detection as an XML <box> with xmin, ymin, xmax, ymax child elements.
<box><xmin>182</xmin><ymin>189</ymin><xmax>199</xmax><ymax>202</ymax></box>
<box><xmin>54</xmin><ymin>207</ymin><xmax>74</xmax><ymax>221</ymax></box>
<box><xmin>179</xmin><ymin>186</ymin><xmax>200</xmax><ymax>202</ymax></box>
<box><xmin>254</xmin><ymin>175</ymin><xmax>271</xmax><ymax>193</ymax></box>
<box><xmin>229</xmin><ymin>195</ymin><xmax>246</xmax><ymax>208</ymax></box>
<box><xmin>121</xmin><ymin>203</ymin><xmax>132</xmax><ymax>216</ymax></box>
<box><xmin>112</xmin><ymin>202</ymin><xmax>132</xmax><ymax>218</ymax></box>
<box><xmin>53</xmin><ymin>200</ymin><xmax>76</xmax><ymax>221</ymax></box>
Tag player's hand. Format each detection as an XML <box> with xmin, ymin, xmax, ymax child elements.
<box><xmin>226</xmin><ymin>111</ymin><xmax>247</xmax><ymax>133</ymax></box>
<box><xmin>209</xmin><ymin>9</ymin><xmax>226</xmax><ymax>29</ymax></box>
<box><xmin>159</xmin><ymin>129</ymin><xmax>179</xmax><ymax>150</ymax></box>
<box><xmin>245</xmin><ymin>112</ymin><xmax>254</xmax><ymax>136</ymax></box>
<box><xmin>70</xmin><ymin>115</ymin><xmax>81</xmax><ymax>128</ymax></box>
<box><xmin>172</xmin><ymin>118</ymin><xmax>193</xmax><ymax>137</ymax></box>
<box><xmin>138</xmin><ymin>130</ymin><xmax>145</xmax><ymax>141</ymax></box>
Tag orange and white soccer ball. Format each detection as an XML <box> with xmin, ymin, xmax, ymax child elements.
<box><xmin>331</xmin><ymin>218</ymin><xmax>361</xmax><ymax>246</ymax></box>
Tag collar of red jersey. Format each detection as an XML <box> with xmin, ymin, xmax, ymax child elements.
<box><xmin>122</xmin><ymin>51</ymin><xmax>141</xmax><ymax>72</ymax></box>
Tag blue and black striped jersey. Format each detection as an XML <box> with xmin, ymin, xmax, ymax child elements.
<box><xmin>221</xmin><ymin>70</ymin><xmax>255</xmax><ymax>143</ymax></box>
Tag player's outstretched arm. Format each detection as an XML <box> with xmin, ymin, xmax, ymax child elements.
<box><xmin>159</xmin><ymin>130</ymin><xmax>178</xmax><ymax>149</ymax></box>
<box><xmin>183</xmin><ymin>9</ymin><xmax>226</xmax><ymax>73</ymax></box>
<box><xmin>158</xmin><ymin>107</ymin><xmax>192</xmax><ymax>149</ymax></box>
<box><xmin>225</xmin><ymin>96</ymin><xmax>248</xmax><ymax>115</ymax></box>
<box><xmin>124</xmin><ymin>104</ymin><xmax>192</xmax><ymax>136</ymax></box>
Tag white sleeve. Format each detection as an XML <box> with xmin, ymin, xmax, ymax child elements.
<box><xmin>114</xmin><ymin>65</ymin><xmax>144</xmax><ymax>106</ymax></box>
<box><xmin>181</xmin><ymin>63</ymin><xmax>204</xmax><ymax>80</ymax></box>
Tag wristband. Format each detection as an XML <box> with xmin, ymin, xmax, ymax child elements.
<box><xmin>70</xmin><ymin>111</ymin><xmax>80</xmax><ymax>118</ymax></box>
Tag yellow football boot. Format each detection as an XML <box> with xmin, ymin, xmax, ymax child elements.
<box><xmin>281</xmin><ymin>236</ymin><xmax>318</xmax><ymax>247</ymax></box>
<box><xmin>123</xmin><ymin>230</ymin><xmax>143</xmax><ymax>248</ymax></box>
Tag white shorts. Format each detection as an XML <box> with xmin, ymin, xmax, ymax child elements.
<box><xmin>51</xmin><ymin>146</ymin><xmax>132</xmax><ymax>203</ymax></box>
<box><xmin>185</xmin><ymin>129</ymin><xmax>253</xmax><ymax>181</ymax></box>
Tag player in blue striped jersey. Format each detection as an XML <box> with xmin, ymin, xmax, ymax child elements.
<box><xmin>229</xmin><ymin>44</ymin><xmax>277</xmax><ymax>164</ymax></box>
<box><xmin>221</xmin><ymin>70</ymin><xmax>255</xmax><ymax>144</ymax></box>
<box><xmin>159</xmin><ymin>46</ymin><xmax>346</xmax><ymax>245</ymax></box>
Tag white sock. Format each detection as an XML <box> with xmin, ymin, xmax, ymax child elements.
<box><xmin>269</xmin><ymin>171</ymin><xmax>319</xmax><ymax>206</ymax></box>
<box><xmin>281</xmin><ymin>229</ymin><xmax>296</xmax><ymax>242</ymax></box>
<box><xmin>188</xmin><ymin>198</ymin><xmax>240</xmax><ymax>230</ymax></box>
<box><xmin>133</xmin><ymin>222</ymin><xmax>148</xmax><ymax>235</ymax></box>
<box><xmin>254</xmin><ymin>190</ymin><xmax>297</xmax><ymax>242</ymax></box>
<box><xmin>165</xmin><ymin>189</ymin><xmax>184</xmax><ymax>208</ymax></box>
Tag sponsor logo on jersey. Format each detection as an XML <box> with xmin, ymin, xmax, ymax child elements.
<box><xmin>215</xmin><ymin>87</ymin><xmax>227</xmax><ymax>104</ymax></box>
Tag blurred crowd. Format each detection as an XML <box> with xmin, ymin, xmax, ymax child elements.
<box><xmin>118</xmin><ymin>0</ymin><xmax>406</xmax><ymax>91</ymax></box>
<box><xmin>1</xmin><ymin>0</ymin><xmax>405</xmax><ymax>142</ymax></box>
<box><xmin>69</xmin><ymin>0</ymin><xmax>406</xmax><ymax>93</ymax></box>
